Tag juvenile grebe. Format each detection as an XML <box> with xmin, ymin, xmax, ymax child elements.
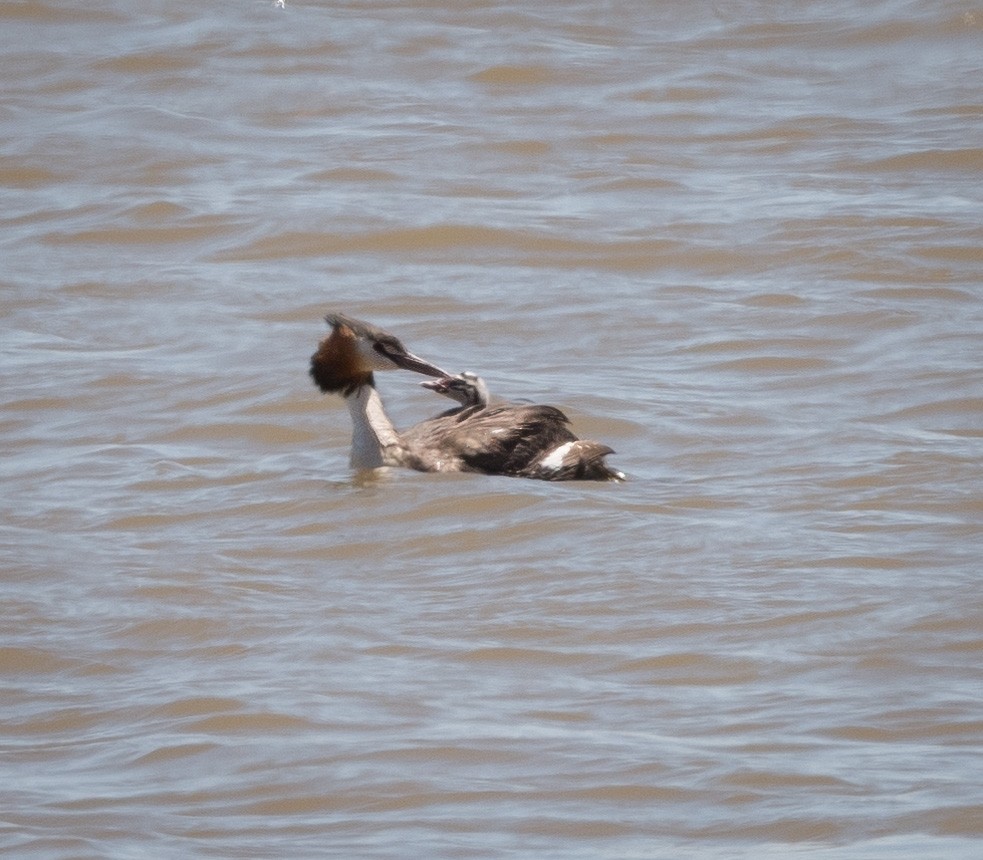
<box><xmin>310</xmin><ymin>314</ymin><xmax>624</xmax><ymax>481</ymax></box>
<box><xmin>420</xmin><ymin>371</ymin><xmax>490</xmax><ymax>412</ymax></box>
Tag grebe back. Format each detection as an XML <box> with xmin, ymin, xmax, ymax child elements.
<box><xmin>412</xmin><ymin>371</ymin><xmax>623</xmax><ymax>481</ymax></box>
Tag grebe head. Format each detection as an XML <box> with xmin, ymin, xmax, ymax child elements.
<box><xmin>310</xmin><ymin>313</ymin><xmax>450</xmax><ymax>395</ymax></box>
<box><xmin>420</xmin><ymin>371</ymin><xmax>489</xmax><ymax>408</ymax></box>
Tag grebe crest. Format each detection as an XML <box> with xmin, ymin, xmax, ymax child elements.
<box><xmin>309</xmin><ymin>312</ymin><xmax>449</xmax><ymax>396</ymax></box>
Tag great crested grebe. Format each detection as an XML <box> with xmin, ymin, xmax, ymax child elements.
<box><xmin>310</xmin><ymin>313</ymin><xmax>624</xmax><ymax>481</ymax></box>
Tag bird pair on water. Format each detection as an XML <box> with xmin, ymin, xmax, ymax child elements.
<box><xmin>310</xmin><ymin>313</ymin><xmax>624</xmax><ymax>482</ymax></box>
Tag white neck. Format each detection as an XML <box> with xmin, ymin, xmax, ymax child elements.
<box><xmin>346</xmin><ymin>383</ymin><xmax>402</xmax><ymax>469</ymax></box>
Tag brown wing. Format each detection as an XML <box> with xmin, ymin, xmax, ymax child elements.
<box><xmin>461</xmin><ymin>405</ymin><xmax>578</xmax><ymax>475</ymax></box>
<box><xmin>400</xmin><ymin>404</ymin><xmax>576</xmax><ymax>475</ymax></box>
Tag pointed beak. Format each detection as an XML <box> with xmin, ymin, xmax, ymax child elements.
<box><xmin>387</xmin><ymin>350</ymin><xmax>451</xmax><ymax>378</ymax></box>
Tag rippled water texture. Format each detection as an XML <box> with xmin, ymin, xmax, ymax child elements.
<box><xmin>2</xmin><ymin>1</ymin><xmax>982</xmax><ymax>857</ymax></box>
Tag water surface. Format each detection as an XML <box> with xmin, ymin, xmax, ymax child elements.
<box><xmin>2</xmin><ymin>1</ymin><xmax>982</xmax><ymax>857</ymax></box>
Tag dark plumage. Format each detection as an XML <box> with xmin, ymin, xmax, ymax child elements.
<box><xmin>404</xmin><ymin>403</ymin><xmax>618</xmax><ymax>480</ymax></box>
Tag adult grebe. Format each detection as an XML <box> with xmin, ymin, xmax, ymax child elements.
<box><xmin>310</xmin><ymin>314</ymin><xmax>624</xmax><ymax>481</ymax></box>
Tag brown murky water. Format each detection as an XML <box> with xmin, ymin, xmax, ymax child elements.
<box><xmin>3</xmin><ymin>1</ymin><xmax>982</xmax><ymax>857</ymax></box>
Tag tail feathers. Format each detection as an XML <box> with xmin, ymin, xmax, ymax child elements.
<box><xmin>524</xmin><ymin>440</ymin><xmax>625</xmax><ymax>482</ymax></box>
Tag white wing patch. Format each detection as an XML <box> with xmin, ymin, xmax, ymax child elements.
<box><xmin>538</xmin><ymin>441</ymin><xmax>575</xmax><ymax>473</ymax></box>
